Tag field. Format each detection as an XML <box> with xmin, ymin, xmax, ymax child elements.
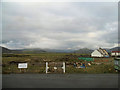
<box><xmin>2</xmin><ymin>53</ymin><xmax>117</xmax><ymax>74</ymax></box>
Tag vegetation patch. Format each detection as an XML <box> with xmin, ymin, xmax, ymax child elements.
<box><xmin>2</xmin><ymin>53</ymin><xmax>117</xmax><ymax>74</ymax></box>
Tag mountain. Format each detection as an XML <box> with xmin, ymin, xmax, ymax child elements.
<box><xmin>0</xmin><ymin>46</ymin><xmax>12</xmax><ymax>53</ymax></box>
<box><xmin>1</xmin><ymin>46</ymin><xmax>120</xmax><ymax>54</ymax></box>
<box><xmin>21</xmin><ymin>48</ymin><xmax>74</xmax><ymax>53</ymax></box>
<box><xmin>109</xmin><ymin>47</ymin><xmax>120</xmax><ymax>51</ymax></box>
<box><xmin>0</xmin><ymin>46</ymin><xmax>46</xmax><ymax>54</ymax></box>
<box><xmin>73</xmin><ymin>47</ymin><xmax>120</xmax><ymax>54</ymax></box>
<box><xmin>102</xmin><ymin>47</ymin><xmax>120</xmax><ymax>53</ymax></box>
<box><xmin>74</xmin><ymin>48</ymin><xmax>93</xmax><ymax>54</ymax></box>
<box><xmin>0</xmin><ymin>46</ymin><xmax>23</xmax><ymax>54</ymax></box>
<box><xmin>43</xmin><ymin>49</ymin><xmax>74</xmax><ymax>53</ymax></box>
<box><xmin>21</xmin><ymin>48</ymin><xmax>46</xmax><ymax>54</ymax></box>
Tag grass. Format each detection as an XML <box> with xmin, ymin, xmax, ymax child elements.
<box><xmin>66</xmin><ymin>63</ymin><xmax>116</xmax><ymax>74</ymax></box>
<box><xmin>2</xmin><ymin>53</ymin><xmax>117</xmax><ymax>74</ymax></box>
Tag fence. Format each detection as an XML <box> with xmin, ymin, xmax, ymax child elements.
<box><xmin>2</xmin><ymin>62</ymin><xmax>65</xmax><ymax>74</ymax></box>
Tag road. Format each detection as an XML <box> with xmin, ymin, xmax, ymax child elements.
<box><xmin>2</xmin><ymin>74</ymin><xmax>119</xmax><ymax>88</ymax></box>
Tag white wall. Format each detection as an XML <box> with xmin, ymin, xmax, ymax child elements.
<box><xmin>111</xmin><ymin>52</ymin><xmax>120</xmax><ymax>56</ymax></box>
<box><xmin>111</xmin><ymin>52</ymin><xmax>115</xmax><ymax>56</ymax></box>
<box><xmin>91</xmin><ymin>50</ymin><xmax>103</xmax><ymax>57</ymax></box>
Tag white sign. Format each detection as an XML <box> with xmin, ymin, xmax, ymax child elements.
<box><xmin>18</xmin><ymin>63</ymin><xmax>28</xmax><ymax>68</ymax></box>
<box><xmin>54</xmin><ymin>67</ymin><xmax>57</xmax><ymax>70</ymax></box>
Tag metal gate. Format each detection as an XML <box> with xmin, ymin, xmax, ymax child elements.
<box><xmin>46</xmin><ymin>62</ymin><xmax>65</xmax><ymax>74</ymax></box>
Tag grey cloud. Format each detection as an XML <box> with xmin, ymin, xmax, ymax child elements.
<box><xmin>1</xmin><ymin>2</ymin><xmax>118</xmax><ymax>49</ymax></box>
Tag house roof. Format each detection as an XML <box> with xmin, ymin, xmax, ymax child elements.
<box><xmin>112</xmin><ymin>51</ymin><xmax>120</xmax><ymax>53</ymax></box>
<box><xmin>97</xmin><ymin>48</ymin><xmax>109</xmax><ymax>56</ymax></box>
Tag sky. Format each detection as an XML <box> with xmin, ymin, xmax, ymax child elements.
<box><xmin>1</xmin><ymin>2</ymin><xmax>118</xmax><ymax>50</ymax></box>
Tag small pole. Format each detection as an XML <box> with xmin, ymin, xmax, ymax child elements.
<box><xmin>46</xmin><ymin>62</ymin><xmax>48</xmax><ymax>74</ymax></box>
<box><xmin>62</xmin><ymin>62</ymin><xmax>65</xmax><ymax>73</ymax></box>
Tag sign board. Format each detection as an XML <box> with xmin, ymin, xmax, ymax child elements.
<box><xmin>18</xmin><ymin>63</ymin><xmax>28</xmax><ymax>68</ymax></box>
<box><xmin>78</xmin><ymin>57</ymin><xmax>94</xmax><ymax>61</ymax></box>
<box><xmin>54</xmin><ymin>67</ymin><xmax>57</xmax><ymax>70</ymax></box>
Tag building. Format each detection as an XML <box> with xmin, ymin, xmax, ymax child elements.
<box><xmin>91</xmin><ymin>48</ymin><xmax>109</xmax><ymax>57</ymax></box>
<box><xmin>111</xmin><ymin>51</ymin><xmax>120</xmax><ymax>57</ymax></box>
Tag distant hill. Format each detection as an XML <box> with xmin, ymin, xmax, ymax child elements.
<box><xmin>0</xmin><ymin>46</ymin><xmax>23</xmax><ymax>54</ymax></box>
<box><xmin>74</xmin><ymin>47</ymin><xmax>120</xmax><ymax>54</ymax></box>
<box><xmin>103</xmin><ymin>47</ymin><xmax>120</xmax><ymax>53</ymax></box>
<box><xmin>21</xmin><ymin>48</ymin><xmax>46</xmax><ymax>54</ymax></box>
<box><xmin>109</xmin><ymin>47</ymin><xmax>120</xmax><ymax>51</ymax></box>
<box><xmin>74</xmin><ymin>48</ymin><xmax>93</xmax><ymax>54</ymax></box>
<box><xmin>0</xmin><ymin>46</ymin><xmax>46</xmax><ymax>54</ymax></box>
<box><xmin>0</xmin><ymin>46</ymin><xmax>12</xmax><ymax>53</ymax></box>
<box><xmin>42</xmin><ymin>49</ymin><xmax>74</xmax><ymax>53</ymax></box>
<box><xmin>1</xmin><ymin>46</ymin><xmax>120</xmax><ymax>54</ymax></box>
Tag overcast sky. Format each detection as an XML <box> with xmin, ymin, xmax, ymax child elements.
<box><xmin>1</xmin><ymin>2</ymin><xmax>118</xmax><ymax>50</ymax></box>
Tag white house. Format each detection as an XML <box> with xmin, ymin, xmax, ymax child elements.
<box><xmin>91</xmin><ymin>48</ymin><xmax>109</xmax><ymax>57</ymax></box>
<box><xmin>111</xmin><ymin>51</ymin><xmax>120</xmax><ymax>56</ymax></box>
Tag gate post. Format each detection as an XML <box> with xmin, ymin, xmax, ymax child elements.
<box><xmin>46</xmin><ymin>62</ymin><xmax>49</xmax><ymax>74</ymax></box>
<box><xmin>62</xmin><ymin>62</ymin><xmax>65</xmax><ymax>73</ymax></box>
